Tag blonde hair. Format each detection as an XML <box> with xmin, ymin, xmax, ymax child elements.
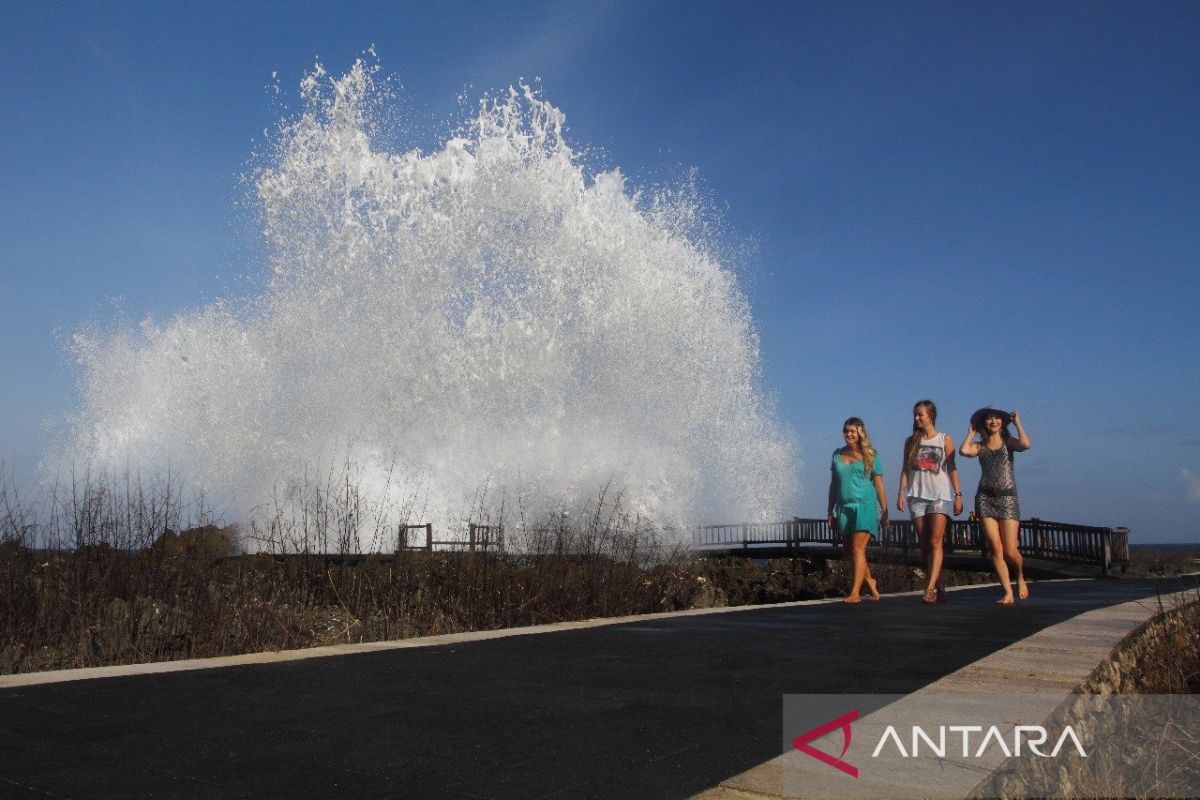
<box><xmin>904</xmin><ymin>399</ymin><xmax>938</xmax><ymax>469</ymax></box>
<box><xmin>843</xmin><ymin>417</ymin><xmax>878</xmax><ymax>477</ymax></box>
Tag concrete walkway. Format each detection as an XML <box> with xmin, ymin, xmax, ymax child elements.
<box><xmin>699</xmin><ymin>583</ymin><xmax>1194</xmax><ymax>799</ymax></box>
<box><xmin>0</xmin><ymin>577</ymin><xmax>1192</xmax><ymax>799</ymax></box>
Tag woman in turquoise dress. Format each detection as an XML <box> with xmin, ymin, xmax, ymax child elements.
<box><xmin>827</xmin><ymin>417</ymin><xmax>889</xmax><ymax>603</ymax></box>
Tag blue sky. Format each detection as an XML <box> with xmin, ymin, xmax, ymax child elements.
<box><xmin>2</xmin><ymin>1</ymin><xmax>1198</xmax><ymax>542</ymax></box>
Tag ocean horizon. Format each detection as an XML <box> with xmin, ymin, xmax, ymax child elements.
<box><xmin>1129</xmin><ymin>542</ymin><xmax>1200</xmax><ymax>551</ymax></box>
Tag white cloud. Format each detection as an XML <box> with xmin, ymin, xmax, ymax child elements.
<box><xmin>1181</xmin><ymin>469</ymin><xmax>1200</xmax><ymax>504</ymax></box>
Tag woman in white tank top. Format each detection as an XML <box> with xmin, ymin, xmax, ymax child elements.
<box><xmin>896</xmin><ymin>399</ymin><xmax>963</xmax><ymax>603</ymax></box>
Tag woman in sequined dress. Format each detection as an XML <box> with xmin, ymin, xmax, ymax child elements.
<box><xmin>960</xmin><ymin>407</ymin><xmax>1032</xmax><ymax>604</ymax></box>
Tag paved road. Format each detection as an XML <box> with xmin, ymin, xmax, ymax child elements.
<box><xmin>0</xmin><ymin>578</ymin><xmax>1186</xmax><ymax>800</ymax></box>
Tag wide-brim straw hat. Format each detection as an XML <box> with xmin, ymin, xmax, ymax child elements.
<box><xmin>971</xmin><ymin>406</ymin><xmax>1013</xmax><ymax>430</ymax></box>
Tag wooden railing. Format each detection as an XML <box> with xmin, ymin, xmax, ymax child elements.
<box><xmin>394</xmin><ymin>516</ymin><xmax>1132</xmax><ymax>575</ymax></box>
<box><xmin>397</xmin><ymin>523</ymin><xmax>433</xmax><ymax>551</ymax></box>
<box><xmin>693</xmin><ymin>517</ymin><xmax>1131</xmax><ymax>575</ymax></box>
<box><xmin>397</xmin><ymin>523</ymin><xmax>504</xmax><ymax>553</ymax></box>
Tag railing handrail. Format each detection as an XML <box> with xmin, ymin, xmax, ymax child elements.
<box><xmin>691</xmin><ymin>516</ymin><xmax>1129</xmax><ymax>572</ymax></box>
<box><xmin>389</xmin><ymin>516</ymin><xmax>1129</xmax><ymax>571</ymax></box>
<box><xmin>694</xmin><ymin>516</ymin><xmax>1119</xmax><ymax>534</ymax></box>
<box><xmin>396</xmin><ymin>522</ymin><xmax>505</xmax><ymax>553</ymax></box>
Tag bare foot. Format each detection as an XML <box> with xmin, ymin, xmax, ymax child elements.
<box><xmin>1017</xmin><ymin>579</ymin><xmax>1029</xmax><ymax>600</ymax></box>
<box><xmin>843</xmin><ymin>595</ymin><xmax>862</xmax><ymax>604</ymax></box>
<box><xmin>922</xmin><ymin>589</ymin><xmax>937</xmax><ymax>604</ymax></box>
<box><xmin>866</xmin><ymin>576</ymin><xmax>880</xmax><ymax>600</ymax></box>
<box><xmin>996</xmin><ymin>596</ymin><xmax>1014</xmax><ymax>605</ymax></box>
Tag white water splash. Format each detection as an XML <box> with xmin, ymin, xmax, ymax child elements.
<box><xmin>53</xmin><ymin>60</ymin><xmax>798</xmax><ymax>542</ymax></box>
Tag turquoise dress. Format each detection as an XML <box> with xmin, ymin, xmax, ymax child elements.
<box><xmin>831</xmin><ymin>449</ymin><xmax>884</xmax><ymax>536</ymax></box>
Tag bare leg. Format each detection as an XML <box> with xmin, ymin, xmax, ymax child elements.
<box><xmin>842</xmin><ymin>532</ymin><xmax>856</xmax><ymax>602</ymax></box>
<box><xmin>1000</xmin><ymin>519</ymin><xmax>1027</xmax><ymax>599</ymax></box>
<box><xmin>844</xmin><ymin>531</ymin><xmax>871</xmax><ymax>602</ymax></box>
<box><xmin>980</xmin><ymin>517</ymin><xmax>1013</xmax><ymax>604</ymax></box>
<box><xmin>915</xmin><ymin>515</ymin><xmax>934</xmax><ymax>602</ymax></box>
<box><xmin>855</xmin><ymin>529</ymin><xmax>879</xmax><ymax>600</ymax></box>
<box><xmin>924</xmin><ymin>514</ymin><xmax>947</xmax><ymax>601</ymax></box>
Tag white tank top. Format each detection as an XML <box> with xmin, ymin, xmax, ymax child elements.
<box><xmin>906</xmin><ymin>433</ymin><xmax>954</xmax><ymax>501</ymax></box>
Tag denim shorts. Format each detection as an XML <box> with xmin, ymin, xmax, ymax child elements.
<box><xmin>909</xmin><ymin>498</ymin><xmax>954</xmax><ymax>520</ymax></box>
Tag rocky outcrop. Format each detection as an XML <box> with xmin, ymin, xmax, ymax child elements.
<box><xmin>147</xmin><ymin>525</ymin><xmax>240</xmax><ymax>561</ymax></box>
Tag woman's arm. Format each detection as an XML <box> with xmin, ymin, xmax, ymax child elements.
<box><xmin>830</xmin><ymin>453</ymin><xmax>840</xmax><ymax>527</ymax></box>
<box><xmin>896</xmin><ymin>441</ymin><xmax>909</xmax><ymax>512</ymax></box>
<box><xmin>945</xmin><ymin>433</ymin><xmax>964</xmax><ymax>515</ymax></box>
<box><xmin>1008</xmin><ymin>410</ymin><xmax>1032</xmax><ymax>452</ymax></box>
<box><xmin>827</xmin><ymin>465</ymin><xmax>838</xmax><ymax>529</ymax></box>
<box><xmin>873</xmin><ymin>474</ymin><xmax>890</xmax><ymax>529</ymax></box>
<box><xmin>959</xmin><ymin>424</ymin><xmax>981</xmax><ymax>458</ymax></box>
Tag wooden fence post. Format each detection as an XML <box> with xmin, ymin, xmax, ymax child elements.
<box><xmin>973</xmin><ymin>515</ymin><xmax>988</xmax><ymax>568</ymax></box>
<box><xmin>1111</xmin><ymin>527</ymin><xmax>1130</xmax><ymax>563</ymax></box>
<box><xmin>397</xmin><ymin>523</ymin><xmax>434</xmax><ymax>552</ymax></box>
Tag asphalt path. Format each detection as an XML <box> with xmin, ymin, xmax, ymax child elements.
<box><xmin>0</xmin><ymin>578</ymin><xmax>1186</xmax><ymax>800</ymax></box>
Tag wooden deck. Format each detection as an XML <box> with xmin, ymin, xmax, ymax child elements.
<box><xmin>376</xmin><ymin>517</ymin><xmax>1129</xmax><ymax>577</ymax></box>
<box><xmin>692</xmin><ymin>517</ymin><xmax>1131</xmax><ymax>575</ymax></box>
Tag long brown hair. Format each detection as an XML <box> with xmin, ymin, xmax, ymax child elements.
<box><xmin>843</xmin><ymin>417</ymin><xmax>878</xmax><ymax>477</ymax></box>
<box><xmin>980</xmin><ymin>410</ymin><xmax>1013</xmax><ymax>443</ymax></box>
<box><xmin>904</xmin><ymin>399</ymin><xmax>938</xmax><ymax>469</ymax></box>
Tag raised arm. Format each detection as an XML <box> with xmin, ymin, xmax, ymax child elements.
<box><xmin>959</xmin><ymin>424</ymin><xmax>981</xmax><ymax>458</ymax></box>
<box><xmin>1008</xmin><ymin>409</ymin><xmax>1032</xmax><ymax>451</ymax></box>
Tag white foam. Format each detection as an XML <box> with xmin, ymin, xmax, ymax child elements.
<box><xmin>51</xmin><ymin>60</ymin><xmax>799</xmax><ymax>544</ymax></box>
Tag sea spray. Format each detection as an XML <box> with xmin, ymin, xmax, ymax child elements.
<box><xmin>52</xmin><ymin>59</ymin><xmax>798</xmax><ymax>546</ymax></box>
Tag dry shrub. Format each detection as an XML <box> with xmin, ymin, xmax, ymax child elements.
<box><xmin>1</xmin><ymin>463</ymin><xmax>995</xmax><ymax>675</ymax></box>
<box><xmin>0</xmin><ymin>464</ymin><xmax>697</xmax><ymax>673</ymax></box>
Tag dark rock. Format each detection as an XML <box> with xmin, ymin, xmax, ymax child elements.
<box><xmin>149</xmin><ymin>525</ymin><xmax>239</xmax><ymax>561</ymax></box>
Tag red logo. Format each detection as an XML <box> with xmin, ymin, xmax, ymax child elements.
<box><xmin>791</xmin><ymin>709</ymin><xmax>859</xmax><ymax>778</ymax></box>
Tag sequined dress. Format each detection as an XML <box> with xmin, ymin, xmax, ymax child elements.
<box><xmin>975</xmin><ymin>442</ymin><xmax>1020</xmax><ymax>520</ymax></box>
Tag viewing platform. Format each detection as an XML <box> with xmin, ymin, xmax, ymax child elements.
<box><xmin>693</xmin><ymin>517</ymin><xmax>1132</xmax><ymax>577</ymax></box>
<box><xmin>376</xmin><ymin>517</ymin><xmax>1132</xmax><ymax>579</ymax></box>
